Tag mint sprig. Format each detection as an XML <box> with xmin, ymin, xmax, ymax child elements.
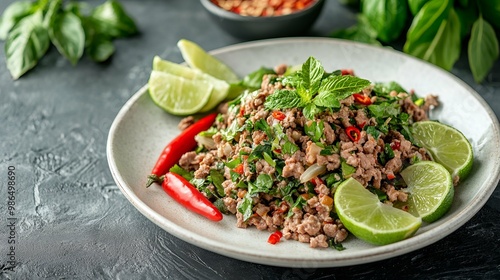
<box><xmin>264</xmin><ymin>57</ymin><xmax>371</xmax><ymax>119</ymax></box>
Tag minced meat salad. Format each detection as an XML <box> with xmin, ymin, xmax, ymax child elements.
<box><xmin>173</xmin><ymin>57</ymin><xmax>438</xmax><ymax>248</ymax></box>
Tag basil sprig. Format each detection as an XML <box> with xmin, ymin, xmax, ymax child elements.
<box><xmin>332</xmin><ymin>0</ymin><xmax>500</xmax><ymax>83</ymax></box>
<box><xmin>264</xmin><ymin>57</ymin><xmax>370</xmax><ymax>119</ymax></box>
<box><xmin>0</xmin><ymin>0</ymin><xmax>138</xmax><ymax>79</ymax></box>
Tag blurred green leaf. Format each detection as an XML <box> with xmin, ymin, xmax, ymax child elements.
<box><xmin>468</xmin><ymin>16</ymin><xmax>499</xmax><ymax>83</ymax></box>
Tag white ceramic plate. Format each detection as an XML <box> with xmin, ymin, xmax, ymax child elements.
<box><xmin>107</xmin><ymin>38</ymin><xmax>500</xmax><ymax>268</ymax></box>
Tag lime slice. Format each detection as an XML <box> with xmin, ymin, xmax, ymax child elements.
<box><xmin>411</xmin><ymin>121</ymin><xmax>473</xmax><ymax>181</ymax></box>
<box><xmin>400</xmin><ymin>161</ymin><xmax>454</xmax><ymax>223</ymax></box>
<box><xmin>334</xmin><ymin>178</ymin><xmax>422</xmax><ymax>245</ymax></box>
<box><xmin>152</xmin><ymin>56</ymin><xmax>229</xmax><ymax>112</ymax></box>
<box><xmin>148</xmin><ymin>70</ymin><xmax>212</xmax><ymax>115</ymax></box>
<box><xmin>177</xmin><ymin>39</ymin><xmax>240</xmax><ymax>84</ymax></box>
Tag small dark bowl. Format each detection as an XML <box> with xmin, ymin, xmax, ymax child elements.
<box><xmin>200</xmin><ymin>0</ymin><xmax>325</xmax><ymax>40</ymax></box>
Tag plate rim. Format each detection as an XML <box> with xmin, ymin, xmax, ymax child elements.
<box><xmin>107</xmin><ymin>37</ymin><xmax>500</xmax><ymax>267</ymax></box>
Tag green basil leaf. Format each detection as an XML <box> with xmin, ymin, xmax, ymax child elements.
<box><xmin>87</xmin><ymin>35</ymin><xmax>115</xmax><ymax>62</ymax></box>
<box><xmin>408</xmin><ymin>0</ymin><xmax>430</xmax><ymax>16</ymax></box>
<box><xmin>251</xmin><ymin>174</ymin><xmax>273</xmax><ymax>194</ymax></box>
<box><xmin>410</xmin><ymin>8</ymin><xmax>461</xmax><ymax>71</ymax></box>
<box><xmin>368</xmin><ymin>102</ymin><xmax>400</xmax><ymax>119</ymax></box>
<box><xmin>282</xmin><ymin>141</ymin><xmax>300</xmax><ymax>155</ymax></box>
<box><xmin>242</xmin><ymin>67</ymin><xmax>275</xmax><ymax>89</ymax></box>
<box><xmin>42</xmin><ymin>0</ymin><xmax>62</xmax><ymax>28</ymax></box>
<box><xmin>0</xmin><ymin>1</ymin><xmax>33</xmax><ymax>40</ymax></box>
<box><xmin>209</xmin><ymin>169</ymin><xmax>226</xmax><ymax>197</ymax></box>
<box><xmin>91</xmin><ymin>0</ymin><xmax>138</xmax><ymax>38</ymax></box>
<box><xmin>468</xmin><ymin>16</ymin><xmax>499</xmax><ymax>83</ymax></box>
<box><xmin>5</xmin><ymin>12</ymin><xmax>50</xmax><ymax>79</ymax></box>
<box><xmin>170</xmin><ymin>164</ymin><xmax>194</xmax><ymax>181</ymax></box>
<box><xmin>237</xmin><ymin>193</ymin><xmax>253</xmax><ymax>221</ymax></box>
<box><xmin>362</xmin><ymin>0</ymin><xmax>408</xmax><ymax>42</ymax></box>
<box><xmin>330</xmin><ymin>14</ymin><xmax>382</xmax><ymax>46</ymax></box>
<box><xmin>49</xmin><ymin>11</ymin><xmax>85</xmax><ymax>65</ymax></box>
<box><xmin>404</xmin><ymin>0</ymin><xmax>451</xmax><ymax>55</ymax></box>
<box><xmin>478</xmin><ymin>0</ymin><xmax>500</xmax><ymax>29</ymax></box>
<box><xmin>455</xmin><ymin>4</ymin><xmax>478</xmax><ymax>39</ymax></box>
<box><xmin>301</xmin><ymin>56</ymin><xmax>324</xmax><ymax>96</ymax></box>
<box><xmin>372</xmin><ymin>81</ymin><xmax>407</xmax><ymax>96</ymax></box>
<box><xmin>304</xmin><ymin>120</ymin><xmax>324</xmax><ymax>142</ymax></box>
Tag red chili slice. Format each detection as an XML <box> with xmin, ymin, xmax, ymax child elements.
<box><xmin>268</xmin><ymin>230</ymin><xmax>283</xmax><ymax>245</ymax></box>
<box><xmin>341</xmin><ymin>69</ymin><xmax>354</xmax><ymax>76</ymax></box>
<box><xmin>272</xmin><ymin>110</ymin><xmax>286</xmax><ymax>121</ymax></box>
<box><xmin>234</xmin><ymin>163</ymin><xmax>244</xmax><ymax>175</ymax></box>
<box><xmin>345</xmin><ymin>126</ymin><xmax>361</xmax><ymax>142</ymax></box>
<box><xmin>353</xmin><ymin>93</ymin><xmax>372</xmax><ymax>105</ymax></box>
<box><xmin>390</xmin><ymin>140</ymin><xmax>401</xmax><ymax>150</ymax></box>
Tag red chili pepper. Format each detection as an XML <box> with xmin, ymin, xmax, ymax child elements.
<box><xmin>272</xmin><ymin>110</ymin><xmax>286</xmax><ymax>121</ymax></box>
<box><xmin>162</xmin><ymin>172</ymin><xmax>223</xmax><ymax>222</ymax></box>
<box><xmin>353</xmin><ymin>93</ymin><xmax>372</xmax><ymax>105</ymax></box>
<box><xmin>345</xmin><ymin>126</ymin><xmax>361</xmax><ymax>142</ymax></box>
<box><xmin>147</xmin><ymin>113</ymin><xmax>217</xmax><ymax>186</ymax></box>
<box><xmin>390</xmin><ymin>140</ymin><xmax>401</xmax><ymax>150</ymax></box>
<box><xmin>387</xmin><ymin>172</ymin><xmax>396</xmax><ymax>180</ymax></box>
<box><xmin>310</xmin><ymin>177</ymin><xmax>324</xmax><ymax>186</ymax></box>
<box><xmin>234</xmin><ymin>163</ymin><xmax>244</xmax><ymax>175</ymax></box>
<box><xmin>268</xmin><ymin>230</ymin><xmax>283</xmax><ymax>245</ymax></box>
<box><xmin>341</xmin><ymin>69</ymin><xmax>354</xmax><ymax>76</ymax></box>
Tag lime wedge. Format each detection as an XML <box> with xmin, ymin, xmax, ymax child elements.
<box><xmin>400</xmin><ymin>161</ymin><xmax>454</xmax><ymax>223</ymax></box>
<box><xmin>152</xmin><ymin>56</ymin><xmax>229</xmax><ymax>112</ymax></box>
<box><xmin>334</xmin><ymin>178</ymin><xmax>422</xmax><ymax>245</ymax></box>
<box><xmin>177</xmin><ymin>39</ymin><xmax>240</xmax><ymax>84</ymax></box>
<box><xmin>148</xmin><ymin>70</ymin><xmax>212</xmax><ymax>115</ymax></box>
<box><xmin>411</xmin><ymin>121</ymin><xmax>473</xmax><ymax>180</ymax></box>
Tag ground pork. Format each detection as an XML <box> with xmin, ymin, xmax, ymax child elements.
<box><xmin>174</xmin><ymin>64</ymin><xmax>440</xmax><ymax>250</ymax></box>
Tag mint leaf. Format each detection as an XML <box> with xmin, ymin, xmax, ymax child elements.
<box><xmin>301</xmin><ymin>56</ymin><xmax>324</xmax><ymax>95</ymax></box>
<box><xmin>5</xmin><ymin>12</ymin><xmax>50</xmax><ymax>80</ymax></box>
<box><xmin>303</xmin><ymin>103</ymin><xmax>322</xmax><ymax>119</ymax></box>
<box><xmin>313</xmin><ymin>91</ymin><xmax>346</xmax><ymax>108</ymax></box>
<box><xmin>319</xmin><ymin>75</ymin><xmax>371</xmax><ymax>95</ymax></box>
<box><xmin>265</xmin><ymin>89</ymin><xmax>304</xmax><ymax>110</ymax></box>
<box><xmin>313</xmin><ymin>75</ymin><xmax>370</xmax><ymax>109</ymax></box>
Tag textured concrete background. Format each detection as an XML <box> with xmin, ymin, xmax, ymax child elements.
<box><xmin>0</xmin><ymin>0</ymin><xmax>499</xmax><ymax>279</ymax></box>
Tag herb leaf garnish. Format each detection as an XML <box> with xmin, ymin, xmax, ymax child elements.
<box><xmin>264</xmin><ymin>57</ymin><xmax>370</xmax><ymax>119</ymax></box>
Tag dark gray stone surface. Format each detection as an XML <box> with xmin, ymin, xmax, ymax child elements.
<box><xmin>1</xmin><ymin>0</ymin><xmax>499</xmax><ymax>279</ymax></box>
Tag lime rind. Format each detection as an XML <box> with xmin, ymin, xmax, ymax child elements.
<box><xmin>152</xmin><ymin>56</ymin><xmax>229</xmax><ymax>112</ymax></box>
<box><xmin>400</xmin><ymin>161</ymin><xmax>454</xmax><ymax>223</ymax></box>
<box><xmin>177</xmin><ymin>39</ymin><xmax>240</xmax><ymax>84</ymax></box>
<box><xmin>411</xmin><ymin>121</ymin><xmax>473</xmax><ymax>180</ymax></box>
<box><xmin>148</xmin><ymin>70</ymin><xmax>212</xmax><ymax>115</ymax></box>
<box><xmin>334</xmin><ymin>178</ymin><xmax>422</xmax><ymax>245</ymax></box>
